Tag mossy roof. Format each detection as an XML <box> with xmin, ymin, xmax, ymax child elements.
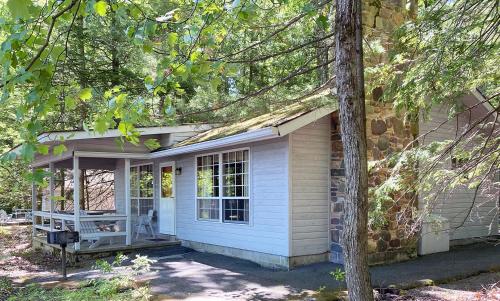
<box><xmin>174</xmin><ymin>89</ymin><xmax>337</xmax><ymax>147</ymax></box>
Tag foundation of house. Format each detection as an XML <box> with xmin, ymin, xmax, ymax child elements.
<box><xmin>182</xmin><ymin>240</ymin><xmax>331</xmax><ymax>270</ymax></box>
<box><xmin>32</xmin><ymin>235</ymin><xmax>181</xmax><ymax>264</ymax></box>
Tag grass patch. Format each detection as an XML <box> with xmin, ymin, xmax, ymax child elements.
<box><xmin>0</xmin><ymin>276</ymin><xmax>15</xmax><ymax>300</ymax></box>
<box><xmin>3</xmin><ymin>252</ymin><xmax>156</xmax><ymax>301</ymax></box>
<box><xmin>6</xmin><ymin>277</ymin><xmax>151</xmax><ymax>301</ymax></box>
<box><xmin>310</xmin><ymin>287</ymin><xmax>348</xmax><ymax>301</ymax></box>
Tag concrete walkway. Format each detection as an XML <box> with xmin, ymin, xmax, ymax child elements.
<box><xmin>139</xmin><ymin>243</ymin><xmax>499</xmax><ymax>300</ymax></box>
<box><xmin>25</xmin><ymin>243</ymin><xmax>499</xmax><ymax>300</ymax></box>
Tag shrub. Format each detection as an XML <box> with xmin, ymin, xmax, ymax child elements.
<box><xmin>7</xmin><ymin>254</ymin><xmax>154</xmax><ymax>301</ymax></box>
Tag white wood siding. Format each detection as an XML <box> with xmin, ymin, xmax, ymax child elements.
<box><xmin>289</xmin><ymin>116</ymin><xmax>331</xmax><ymax>256</ymax></box>
<box><xmin>419</xmin><ymin>105</ymin><xmax>498</xmax><ymax>240</ymax></box>
<box><xmin>172</xmin><ymin>137</ymin><xmax>290</xmax><ymax>256</ymax></box>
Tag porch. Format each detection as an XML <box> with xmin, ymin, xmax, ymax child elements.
<box><xmin>31</xmin><ymin>151</ymin><xmax>178</xmax><ymax>253</ymax></box>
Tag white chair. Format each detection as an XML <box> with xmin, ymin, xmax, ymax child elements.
<box><xmin>135</xmin><ymin>209</ymin><xmax>156</xmax><ymax>240</ymax></box>
<box><xmin>79</xmin><ymin>211</ymin><xmax>109</xmax><ymax>249</ymax></box>
<box><xmin>24</xmin><ymin>211</ymin><xmax>32</xmax><ymax>222</ymax></box>
<box><xmin>0</xmin><ymin>210</ymin><xmax>12</xmax><ymax>225</ymax></box>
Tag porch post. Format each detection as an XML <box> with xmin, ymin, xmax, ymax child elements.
<box><xmin>49</xmin><ymin>163</ymin><xmax>55</xmax><ymax>230</ymax></box>
<box><xmin>125</xmin><ymin>159</ymin><xmax>132</xmax><ymax>246</ymax></box>
<box><xmin>73</xmin><ymin>156</ymin><xmax>81</xmax><ymax>250</ymax></box>
<box><xmin>31</xmin><ymin>168</ymin><xmax>36</xmax><ymax>237</ymax></box>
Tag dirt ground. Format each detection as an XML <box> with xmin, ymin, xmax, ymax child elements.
<box><xmin>0</xmin><ymin>225</ymin><xmax>59</xmax><ymax>284</ymax></box>
<box><xmin>402</xmin><ymin>272</ymin><xmax>500</xmax><ymax>301</ymax></box>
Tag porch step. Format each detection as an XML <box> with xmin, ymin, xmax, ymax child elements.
<box><xmin>138</xmin><ymin>246</ymin><xmax>193</xmax><ymax>259</ymax></box>
<box><xmin>70</xmin><ymin>239</ymin><xmax>181</xmax><ymax>255</ymax></box>
<box><xmin>32</xmin><ymin>236</ymin><xmax>183</xmax><ymax>263</ymax></box>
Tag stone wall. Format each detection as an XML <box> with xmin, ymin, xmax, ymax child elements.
<box><xmin>330</xmin><ymin>111</ymin><xmax>345</xmax><ymax>264</ymax></box>
<box><xmin>329</xmin><ymin>0</ymin><xmax>419</xmax><ymax>264</ymax></box>
<box><xmin>365</xmin><ymin>102</ymin><xmax>418</xmax><ymax>264</ymax></box>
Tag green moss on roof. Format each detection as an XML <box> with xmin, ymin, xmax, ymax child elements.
<box><xmin>175</xmin><ymin>89</ymin><xmax>337</xmax><ymax>147</ymax></box>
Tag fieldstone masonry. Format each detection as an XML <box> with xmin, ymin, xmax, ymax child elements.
<box><xmin>329</xmin><ymin>0</ymin><xmax>418</xmax><ymax>264</ymax></box>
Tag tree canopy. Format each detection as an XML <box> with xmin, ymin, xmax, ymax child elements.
<box><xmin>0</xmin><ymin>0</ymin><xmax>497</xmax><ymax>222</ymax></box>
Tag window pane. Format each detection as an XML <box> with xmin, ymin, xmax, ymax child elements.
<box><xmin>161</xmin><ymin>166</ymin><xmax>173</xmax><ymax>198</ymax></box>
<box><xmin>196</xmin><ymin>154</ymin><xmax>219</xmax><ymax>197</ymax></box>
<box><xmin>139</xmin><ymin>199</ymin><xmax>154</xmax><ymax>215</ymax></box>
<box><xmin>130</xmin><ymin>167</ymin><xmax>139</xmax><ymax>198</ymax></box>
<box><xmin>130</xmin><ymin>164</ymin><xmax>154</xmax><ymax>216</ymax></box>
<box><xmin>223</xmin><ymin>199</ymin><xmax>249</xmax><ymax>223</ymax></box>
<box><xmin>222</xmin><ymin>150</ymin><xmax>248</xmax><ymax>197</ymax></box>
<box><xmin>139</xmin><ymin>165</ymin><xmax>153</xmax><ymax>197</ymax></box>
<box><xmin>131</xmin><ymin>199</ymin><xmax>138</xmax><ymax>216</ymax></box>
<box><xmin>197</xmin><ymin>198</ymin><xmax>219</xmax><ymax>220</ymax></box>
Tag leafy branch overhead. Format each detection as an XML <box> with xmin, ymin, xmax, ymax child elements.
<box><xmin>0</xmin><ymin>0</ymin><xmax>336</xmax><ymax>162</ymax></box>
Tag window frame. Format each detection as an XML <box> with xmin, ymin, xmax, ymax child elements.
<box><xmin>130</xmin><ymin>163</ymin><xmax>155</xmax><ymax>217</ymax></box>
<box><xmin>194</xmin><ymin>147</ymin><xmax>251</xmax><ymax>225</ymax></box>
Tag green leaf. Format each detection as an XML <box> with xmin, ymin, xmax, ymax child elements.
<box><xmin>118</xmin><ymin>122</ymin><xmax>130</xmax><ymax>135</ymax></box>
<box><xmin>51</xmin><ymin>45</ymin><xmax>65</xmax><ymax>60</ymax></box>
<box><xmin>302</xmin><ymin>3</ymin><xmax>316</xmax><ymax>15</ymax></box>
<box><xmin>94</xmin><ymin>1</ymin><xmax>108</xmax><ymax>17</ymax></box>
<box><xmin>210</xmin><ymin>77</ymin><xmax>222</xmax><ymax>90</ymax></box>
<box><xmin>316</xmin><ymin>15</ymin><xmax>329</xmax><ymax>30</ymax></box>
<box><xmin>53</xmin><ymin>144</ymin><xmax>67</xmax><ymax>156</ymax></box>
<box><xmin>51</xmin><ymin>196</ymin><xmax>66</xmax><ymax>202</ymax></box>
<box><xmin>167</xmin><ymin>33</ymin><xmax>178</xmax><ymax>48</ymax></box>
<box><xmin>36</xmin><ymin>144</ymin><xmax>49</xmax><ymax>155</ymax></box>
<box><xmin>79</xmin><ymin>88</ymin><xmax>92</xmax><ymax>100</ymax></box>
<box><xmin>143</xmin><ymin>40</ymin><xmax>153</xmax><ymax>53</ymax></box>
<box><xmin>65</xmin><ymin>97</ymin><xmax>76</xmax><ymax>110</ymax></box>
<box><xmin>94</xmin><ymin>118</ymin><xmax>109</xmax><ymax>134</ymax></box>
<box><xmin>144</xmin><ymin>139</ymin><xmax>160</xmax><ymax>150</ymax></box>
<box><xmin>7</xmin><ymin>0</ymin><xmax>32</xmax><ymax>20</ymax></box>
<box><xmin>20</xmin><ymin>143</ymin><xmax>36</xmax><ymax>161</ymax></box>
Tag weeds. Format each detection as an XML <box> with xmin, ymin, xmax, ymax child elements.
<box><xmin>6</xmin><ymin>252</ymin><xmax>154</xmax><ymax>301</ymax></box>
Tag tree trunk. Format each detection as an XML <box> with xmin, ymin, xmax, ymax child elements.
<box><xmin>334</xmin><ymin>0</ymin><xmax>373</xmax><ymax>300</ymax></box>
<box><xmin>110</xmin><ymin>8</ymin><xmax>120</xmax><ymax>87</ymax></box>
<box><xmin>75</xmin><ymin>15</ymin><xmax>89</xmax><ymax>129</ymax></box>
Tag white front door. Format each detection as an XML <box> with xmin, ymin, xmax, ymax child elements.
<box><xmin>159</xmin><ymin>162</ymin><xmax>175</xmax><ymax>235</ymax></box>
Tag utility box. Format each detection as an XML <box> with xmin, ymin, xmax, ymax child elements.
<box><xmin>47</xmin><ymin>231</ymin><xmax>79</xmax><ymax>246</ymax></box>
<box><xmin>418</xmin><ymin>215</ymin><xmax>450</xmax><ymax>255</ymax></box>
<box><xmin>47</xmin><ymin>230</ymin><xmax>79</xmax><ymax>280</ymax></box>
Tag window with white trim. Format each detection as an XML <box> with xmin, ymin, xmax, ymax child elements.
<box><xmin>130</xmin><ymin>164</ymin><xmax>154</xmax><ymax>216</ymax></box>
<box><xmin>196</xmin><ymin>149</ymin><xmax>249</xmax><ymax>223</ymax></box>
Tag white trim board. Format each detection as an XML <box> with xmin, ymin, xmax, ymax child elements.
<box><xmin>152</xmin><ymin>107</ymin><xmax>336</xmax><ymax>158</ymax></box>
<box><xmin>151</xmin><ymin>127</ymin><xmax>279</xmax><ymax>158</ymax></box>
<box><xmin>38</xmin><ymin>124</ymin><xmax>212</xmax><ymax>143</ymax></box>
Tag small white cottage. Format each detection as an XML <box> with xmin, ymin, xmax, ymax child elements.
<box><xmin>16</xmin><ymin>89</ymin><xmax>498</xmax><ymax>269</ymax></box>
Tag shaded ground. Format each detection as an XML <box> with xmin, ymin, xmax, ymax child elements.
<box><xmin>1</xmin><ymin>225</ymin><xmax>499</xmax><ymax>300</ymax></box>
<box><xmin>0</xmin><ymin>225</ymin><xmax>59</xmax><ymax>284</ymax></box>
<box><xmin>404</xmin><ymin>272</ymin><xmax>499</xmax><ymax>301</ymax></box>
<box><xmin>138</xmin><ymin>246</ymin><xmax>499</xmax><ymax>300</ymax></box>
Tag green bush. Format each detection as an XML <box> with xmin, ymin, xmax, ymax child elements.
<box><xmin>7</xmin><ymin>280</ymin><xmax>151</xmax><ymax>301</ymax></box>
<box><xmin>0</xmin><ymin>276</ymin><xmax>14</xmax><ymax>300</ymax></box>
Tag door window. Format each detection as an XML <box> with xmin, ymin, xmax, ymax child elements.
<box><xmin>161</xmin><ymin>166</ymin><xmax>173</xmax><ymax>198</ymax></box>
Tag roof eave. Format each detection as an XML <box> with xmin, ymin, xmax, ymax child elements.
<box><xmin>275</xmin><ymin>106</ymin><xmax>337</xmax><ymax>136</ymax></box>
<box><xmin>150</xmin><ymin>126</ymin><xmax>280</xmax><ymax>158</ymax></box>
